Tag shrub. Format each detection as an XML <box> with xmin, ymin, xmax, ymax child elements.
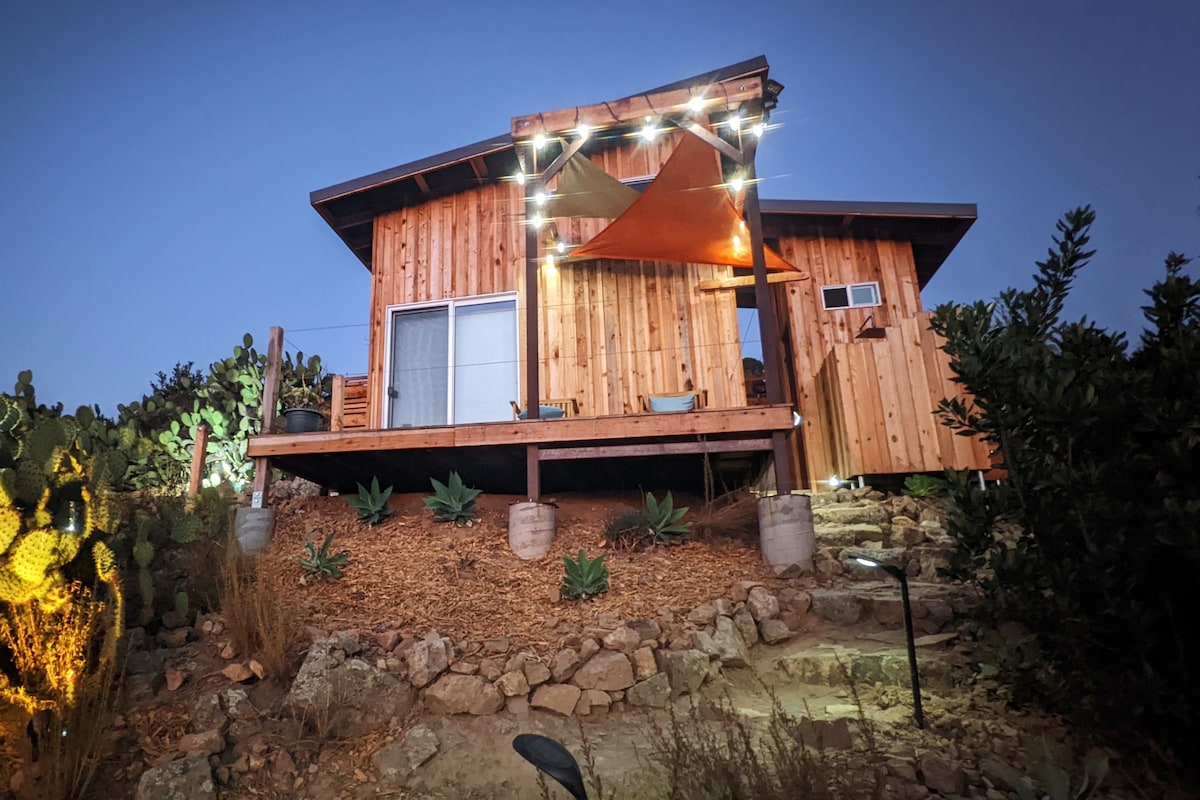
<box><xmin>902</xmin><ymin>473</ymin><xmax>947</xmax><ymax>498</ymax></box>
<box><xmin>929</xmin><ymin>206</ymin><xmax>1200</xmax><ymax>767</ymax></box>
<box><xmin>346</xmin><ymin>477</ymin><xmax>394</xmax><ymax>525</ymax></box>
<box><xmin>561</xmin><ymin>550</ymin><xmax>608</xmax><ymax>601</ymax></box>
<box><xmin>297</xmin><ymin>533</ymin><xmax>349</xmax><ymax>580</ymax></box>
<box><xmin>423</xmin><ymin>471</ymin><xmax>481</xmax><ymax>525</ymax></box>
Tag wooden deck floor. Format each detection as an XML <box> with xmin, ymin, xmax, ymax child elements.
<box><xmin>248</xmin><ymin>405</ymin><xmax>795</xmax><ymax>496</ymax></box>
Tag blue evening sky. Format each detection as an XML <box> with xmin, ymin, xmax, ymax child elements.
<box><xmin>2</xmin><ymin>1</ymin><xmax>1196</xmax><ymax>414</ymax></box>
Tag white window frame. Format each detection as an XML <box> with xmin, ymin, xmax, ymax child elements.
<box><xmin>820</xmin><ymin>282</ymin><xmax>881</xmax><ymax>311</ymax></box>
<box><xmin>381</xmin><ymin>291</ymin><xmax>519</xmax><ymax>426</ymax></box>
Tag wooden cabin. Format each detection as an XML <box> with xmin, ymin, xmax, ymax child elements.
<box><xmin>248</xmin><ymin>55</ymin><xmax>991</xmax><ymax>498</ymax></box>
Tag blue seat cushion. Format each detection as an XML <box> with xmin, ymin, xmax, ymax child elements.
<box><xmin>517</xmin><ymin>405</ymin><xmax>566</xmax><ymax>420</ymax></box>
<box><xmin>649</xmin><ymin>393</ymin><xmax>696</xmax><ymax>413</ymax></box>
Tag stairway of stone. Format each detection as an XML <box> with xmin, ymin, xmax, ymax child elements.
<box><xmin>751</xmin><ymin>487</ymin><xmax>974</xmax><ymax>703</ymax></box>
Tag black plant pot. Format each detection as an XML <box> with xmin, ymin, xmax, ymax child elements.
<box><xmin>282</xmin><ymin>408</ymin><xmax>324</xmax><ymax>433</ymax></box>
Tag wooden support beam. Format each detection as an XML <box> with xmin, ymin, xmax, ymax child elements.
<box><xmin>187</xmin><ymin>424</ymin><xmax>210</xmax><ymax>497</ymax></box>
<box><xmin>250</xmin><ymin>326</ymin><xmax>284</xmax><ymax>506</ymax></box>
<box><xmin>469</xmin><ymin>156</ymin><xmax>489</xmax><ymax>182</ymax></box>
<box><xmin>538</xmin><ymin>438</ymin><xmax>772</xmax><ymax>461</ymax></box>
<box><xmin>413</xmin><ymin>174</ymin><xmax>430</xmax><ymax>194</ymax></box>
<box><xmin>526</xmin><ymin>443</ymin><xmax>540</xmax><ymax>501</ymax></box>
<box><xmin>679</xmin><ymin>120</ymin><xmax>745</xmax><ymax>165</ymax></box>
<box><xmin>524</xmin><ymin>144</ymin><xmax>541</xmax><ymax>422</ymax></box>
<box><xmin>536</xmin><ymin>134</ymin><xmax>588</xmax><ymax>185</ymax></box>
<box><xmin>512</xmin><ymin>76</ymin><xmax>763</xmax><ymax>139</ymax></box>
<box><xmin>697</xmin><ymin>272</ymin><xmax>809</xmax><ymax>291</ymax></box>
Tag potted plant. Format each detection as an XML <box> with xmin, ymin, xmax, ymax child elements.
<box><xmin>280</xmin><ymin>353</ymin><xmax>329</xmax><ymax>433</ymax></box>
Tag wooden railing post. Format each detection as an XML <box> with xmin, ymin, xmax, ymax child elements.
<box><xmin>250</xmin><ymin>326</ymin><xmax>284</xmax><ymax>507</ymax></box>
<box><xmin>187</xmin><ymin>423</ymin><xmax>210</xmax><ymax>498</ymax></box>
<box><xmin>331</xmin><ymin>374</ymin><xmax>346</xmax><ymax>432</ymax></box>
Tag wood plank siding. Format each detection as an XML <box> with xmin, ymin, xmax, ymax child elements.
<box><xmin>768</xmin><ymin>222</ymin><xmax>993</xmax><ymax>482</ymax></box>
<box><xmin>365</xmin><ymin>132</ymin><xmax>744</xmax><ymax>427</ymax></box>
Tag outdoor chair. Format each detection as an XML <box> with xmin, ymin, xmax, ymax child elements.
<box><xmin>510</xmin><ymin>398</ymin><xmax>579</xmax><ymax>420</ymax></box>
<box><xmin>639</xmin><ymin>390</ymin><xmax>707</xmax><ymax>413</ymax></box>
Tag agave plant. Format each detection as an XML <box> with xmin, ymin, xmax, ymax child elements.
<box><xmin>645</xmin><ymin>491</ymin><xmax>691</xmax><ymax>543</ymax></box>
<box><xmin>297</xmin><ymin>533</ymin><xmax>349</xmax><ymax>580</ymax></box>
<box><xmin>561</xmin><ymin>549</ymin><xmax>608</xmax><ymax>600</ymax></box>
<box><xmin>345</xmin><ymin>476</ymin><xmax>394</xmax><ymax>525</ymax></box>
<box><xmin>423</xmin><ymin>471</ymin><xmax>482</xmax><ymax>524</ymax></box>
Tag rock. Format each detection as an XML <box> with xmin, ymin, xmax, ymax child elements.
<box><xmin>503</xmin><ymin>653</ymin><xmax>527</xmax><ymax>673</ymax></box>
<box><xmin>328</xmin><ymin>629</ymin><xmax>362</xmax><ymax>655</ymax></box>
<box><xmin>571</xmin><ymin>650</ymin><xmax>634</xmax><ymax>691</ymax></box>
<box><xmin>166</xmin><ymin>668</ymin><xmax>186</xmax><ymax>692</ymax></box>
<box><xmin>686</xmin><ymin>602</ymin><xmax>719</xmax><ymax>625</ymax></box>
<box><xmin>813</xmin><ymin>503</ymin><xmax>889</xmax><ymax>526</ymax></box>
<box><xmin>711</xmin><ymin>617</ymin><xmax>750</xmax><ymax>667</ymax></box>
<box><xmin>273</xmin><ymin>748</ymin><xmax>298</xmax><ymax>779</ymax></box>
<box><xmin>407</xmin><ymin>637</ymin><xmax>452</xmax><ymax>688</ymax></box>
<box><xmin>424</xmin><ymin>674</ymin><xmax>504</xmax><ymax>715</ymax></box>
<box><xmin>657</xmin><ymin>650</ymin><xmax>709</xmax><ymax>698</ymax></box>
<box><xmin>248</xmin><ymin>660</ymin><xmax>266</xmax><ymax>680</ymax></box>
<box><xmin>919</xmin><ymin>754</ymin><xmax>966</xmax><ymax>795</ymax></box>
<box><xmin>127</xmin><ymin>649</ymin><xmax>165</xmax><ymax>676</ymax></box>
<box><xmin>626</xmin><ymin>673</ymin><xmax>671</xmax><ymax>708</ymax></box>
<box><xmin>759</xmin><ymin>619</ymin><xmax>791</xmax><ymax>644</ymax></box>
<box><xmin>689</xmin><ymin>631</ymin><xmax>719</xmax><ymax>658</ymax></box>
<box><xmin>372</xmin><ymin>724</ymin><xmax>440</xmax><ymax>784</ymax></box>
<box><xmin>730</xmin><ymin>580</ymin><xmax>763</xmax><ymax>603</ymax></box>
<box><xmin>549</xmin><ymin>648</ymin><xmax>582</xmax><ymax>682</ymax></box>
<box><xmin>732</xmin><ymin>610</ymin><xmax>758</xmax><ymax>646</ymax></box>
<box><xmin>449</xmin><ymin>660</ymin><xmax>479</xmax><ymax>675</ymax></box>
<box><xmin>507</xmin><ymin>696</ymin><xmax>530</xmax><ymax>715</ymax></box>
<box><xmin>219</xmin><ymin>642</ymin><xmax>237</xmax><ymax>660</ymax></box>
<box><xmin>157</xmin><ymin>628</ymin><xmax>191</xmax><ymax>648</ymax></box>
<box><xmin>375</xmin><ymin>630</ymin><xmax>403</xmax><ymax>651</ymax></box>
<box><xmin>810</xmin><ymin>589</ymin><xmax>862</xmax><ymax>625</ymax></box>
<box><xmin>632</xmin><ymin>646</ymin><xmax>658</xmax><ymax>680</ymax></box>
<box><xmin>178</xmin><ymin>730</ymin><xmax>225</xmax><ymax>759</ymax></box>
<box><xmin>530</xmin><ymin>684</ymin><xmax>581</xmax><ymax>716</ymax></box>
<box><xmin>478</xmin><ymin>658</ymin><xmax>504</xmax><ymax>681</ymax></box>
<box><xmin>797</xmin><ymin>717</ymin><xmax>854</xmax><ymax>750</ymax></box>
<box><xmin>135</xmin><ymin>757</ymin><xmax>215</xmax><ymax>800</ymax></box>
<box><xmin>746</xmin><ymin>587</ymin><xmax>780</xmax><ymax>621</ymax></box>
<box><xmin>891</xmin><ymin>516</ymin><xmax>925</xmax><ymax>546</ymax></box>
<box><xmin>496</xmin><ymin>670</ymin><xmax>531</xmax><ymax>698</ymax></box>
<box><xmin>222</xmin><ymin>663</ymin><xmax>254</xmax><ymax>683</ymax></box>
<box><xmin>220</xmin><ymin>688</ymin><xmax>256</xmax><ymax>720</ymax></box>
<box><xmin>575</xmin><ymin>689</ymin><xmax>612</xmax><ymax>716</ymax></box>
<box><xmin>524</xmin><ymin>661</ymin><xmax>552</xmax><ymax>686</ymax></box>
<box><xmin>285</xmin><ymin>646</ymin><xmax>415</xmax><ymax>738</ymax></box>
<box><xmin>626</xmin><ymin>618</ymin><xmax>662</xmax><ymax>643</ymax></box>
<box><xmin>580</xmin><ymin>638</ymin><xmax>600</xmax><ymax>660</ymax></box>
<box><xmin>191</xmin><ymin>693</ymin><xmax>227</xmax><ymax>733</ymax></box>
<box><xmin>714</xmin><ymin>598</ymin><xmax>735</xmax><ymax>617</ymax></box>
<box><xmin>602</xmin><ymin>626</ymin><xmax>641</xmax><ymax>654</ymax></box>
<box><xmin>483</xmin><ymin>636</ymin><xmax>510</xmax><ymax>654</ymax></box>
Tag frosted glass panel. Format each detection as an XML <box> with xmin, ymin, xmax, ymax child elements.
<box><xmin>389</xmin><ymin>308</ymin><xmax>448</xmax><ymax>427</ymax></box>
<box><xmin>454</xmin><ymin>300</ymin><xmax>517</xmax><ymax>424</ymax></box>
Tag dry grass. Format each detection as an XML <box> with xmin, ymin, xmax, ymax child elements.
<box><xmin>219</xmin><ymin>535</ymin><xmax>301</xmax><ymax>680</ymax></box>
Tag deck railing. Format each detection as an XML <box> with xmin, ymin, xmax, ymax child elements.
<box><xmin>330</xmin><ymin>374</ymin><xmax>369</xmax><ymax>431</ymax></box>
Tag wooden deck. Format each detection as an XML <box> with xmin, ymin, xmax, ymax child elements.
<box><xmin>248</xmin><ymin>405</ymin><xmax>795</xmax><ymax>496</ymax></box>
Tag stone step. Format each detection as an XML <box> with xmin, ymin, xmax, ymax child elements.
<box><xmin>771</xmin><ymin>636</ymin><xmax>959</xmax><ymax>692</ymax></box>
<box><xmin>808</xmin><ymin>583</ymin><xmax>972</xmax><ymax>633</ymax></box>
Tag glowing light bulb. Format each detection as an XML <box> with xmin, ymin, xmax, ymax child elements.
<box><xmin>514</xmin><ymin>172</ymin><xmax>526</xmax><ymax>186</ymax></box>
<box><xmin>534</xmin><ymin>191</ymin><xmax>547</xmax><ymax>207</ymax></box>
<box><xmin>556</xmin><ymin>240</ymin><xmax>566</xmax><ymax>254</ymax></box>
<box><xmin>532</xmin><ymin>132</ymin><xmax>547</xmax><ymax>150</ymax></box>
<box><xmin>687</xmin><ymin>96</ymin><xmax>705</xmax><ymax>113</ymax></box>
<box><xmin>544</xmin><ymin>254</ymin><xmax>556</xmax><ymax>269</ymax></box>
<box><xmin>827</xmin><ymin>475</ymin><xmax>841</xmax><ymax>489</ymax></box>
<box><xmin>727</xmin><ymin>114</ymin><xmax>741</xmax><ymax>131</ymax></box>
<box><xmin>531</xmin><ymin>213</ymin><xmax>544</xmax><ymax>229</ymax></box>
<box><xmin>732</xmin><ymin>235</ymin><xmax>742</xmax><ymax>249</ymax></box>
<box><xmin>752</xmin><ymin>121</ymin><xmax>765</xmax><ymax>138</ymax></box>
<box><xmin>575</xmin><ymin>123</ymin><xmax>590</xmax><ymax>140</ymax></box>
<box><xmin>730</xmin><ymin>175</ymin><xmax>745</xmax><ymax>192</ymax></box>
<box><xmin>640</xmin><ymin>122</ymin><xmax>657</xmax><ymax>141</ymax></box>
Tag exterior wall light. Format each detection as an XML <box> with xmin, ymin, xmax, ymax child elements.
<box><xmin>853</xmin><ymin>556</ymin><xmax>925</xmax><ymax>728</ymax></box>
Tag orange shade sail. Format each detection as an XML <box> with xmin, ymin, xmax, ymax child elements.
<box><xmin>567</xmin><ymin>131</ymin><xmax>796</xmax><ymax>271</ymax></box>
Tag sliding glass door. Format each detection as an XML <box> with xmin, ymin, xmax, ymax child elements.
<box><xmin>386</xmin><ymin>295</ymin><xmax>517</xmax><ymax>427</ymax></box>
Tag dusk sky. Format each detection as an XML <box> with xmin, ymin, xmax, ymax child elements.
<box><xmin>2</xmin><ymin>1</ymin><xmax>1196</xmax><ymax>414</ymax></box>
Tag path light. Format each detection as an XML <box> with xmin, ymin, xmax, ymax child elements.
<box><xmin>853</xmin><ymin>556</ymin><xmax>925</xmax><ymax>728</ymax></box>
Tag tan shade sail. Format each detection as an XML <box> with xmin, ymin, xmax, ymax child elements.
<box><xmin>549</xmin><ymin>152</ymin><xmax>639</xmax><ymax>219</ymax></box>
<box><xmin>567</xmin><ymin>131</ymin><xmax>796</xmax><ymax>271</ymax></box>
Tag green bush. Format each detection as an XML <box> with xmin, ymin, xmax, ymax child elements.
<box><xmin>929</xmin><ymin>206</ymin><xmax>1200</xmax><ymax>766</ymax></box>
<box><xmin>902</xmin><ymin>474</ymin><xmax>947</xmax><ymax>498</ymax></box>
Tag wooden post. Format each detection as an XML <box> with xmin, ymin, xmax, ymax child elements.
<box><xmin>187</xmin><ymin>423</ymin><xmax>210</xmax><ymax>498</ymax></box>
<box><xmin>742</xmin><ymin>136</ymin><xmax>793</xmax><ymax>494</ymax></box>
<box><xmin>526</xmin><ymin>444</ymin><xmax>540</xmax><ymax>502</ymax></box>
<box><xmin>331</xmin><ymin>374</ymin><xmax>346</xmax><ymax>432</ymax></box>
<box><xmin>524</xmin><ymin>143</ymin><xmax>541</xmax><ymax>422</ymax></box>
<box><xmin>250</xmin><ymin>326</ymin><xmax>284</xmax><ymax>507</ymax></box>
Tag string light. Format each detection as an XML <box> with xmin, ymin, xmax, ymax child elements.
<box><xmin>575</xmin><ymin>123</ymin><xmax>590</xmax><ymax>141</ymax></box>
<box><xmin>534</xmin><ymin>191</ymin><xmax>547</xmax><ymax>207</ymax></box>
<box><xmin>530</xmin><ymin>213</ymin><xmax>544</xmax><ymax>229</ymax></box>
<box><xmin>544</xmin><ymin>253</ymin><xmax>556</xmax><ymax>269</ymax></box>
<box><xmin>687</xmin><ymin>96</ymin><xmax>705</xmax><ymax>113</ymax></box>
<box><xmin>532</xmin><ymin>132</ymin><xmax>547</xmax><ymax>150</ymax></box>
<box><xmin>556</xmin><ymin>240</ymin><xmax>566</xmax><ymax>254</ymax></box>
<box><xmin>514</xmin><ymin>172</ymin><xmax>526</xmax><ymax>186</ymax></box>
<box><xmin>727</xmin><ymin>114</ymin><xmax>741</xmax><ymax>131</ymax></box>
<box><xmin>751</xmin><ymin>121</ymin><xmax>765</xmax><ymax>138</ymax></box>
<box><xmin>730</xmin><ymin>175</ymin><xmax>745</xmax><ymax>192</ymax></box>
<box><xmin>640</xmin><ymin>117</ymin><xmax>658</xmax><ymax>141</ymax></box>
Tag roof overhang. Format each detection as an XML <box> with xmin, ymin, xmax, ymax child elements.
<box><xmin>758</xmin><ymin>199</ymin><xmax>977</xmax><ymax>288</ymax></box>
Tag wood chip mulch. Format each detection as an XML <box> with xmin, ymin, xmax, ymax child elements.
<box><xmin>260</xmin><ymin>491</ymin><xmax>781</xmax><ymax>657</ymax></box>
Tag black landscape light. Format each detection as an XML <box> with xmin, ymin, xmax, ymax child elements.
<box><xmin>854</xmin><ymin>556</ymin><xmax>925</xmax><ymax>728</ymax></box>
